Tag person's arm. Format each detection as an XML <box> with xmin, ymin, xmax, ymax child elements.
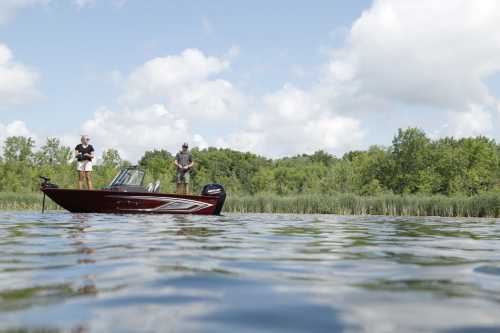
<box><xmin>187</xmin><ymin>154</ymin><xmax>194</xmax><ymax>169</ymax></box>
<box><xmin>74</xmin><ymin>145</ymin><xmax>80</xmax><ymax>160</ymax></box>
<box><xmin>82</xmin><ymin>146</ymin><xmax>93</xmax><ymax>160</ymax></box>
<box><xmin>87</xmin><ymin>146</ymin><xmax>95</xmax><ymax>160</ymax></box>
<box><xmin>174</xmin><ymin>154</ymin><xmax>181</xmax><ymax>169</ymax></box>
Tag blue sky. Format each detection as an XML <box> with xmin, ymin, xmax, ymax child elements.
<box><xmin>1</xmin><ymin>0</ymin><xmax>500</xmax><ymax>161</ymax></box>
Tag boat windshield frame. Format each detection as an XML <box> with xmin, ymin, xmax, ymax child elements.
<box><xmin>109</xmin><ymin>168</ymin><xmax>145</xmax><ymax>188</ymax></box>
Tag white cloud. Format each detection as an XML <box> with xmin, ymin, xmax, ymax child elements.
<box><xmin>0</xmin><ymin>120</ymin><xmax>37</xmax><ymax>152</ymax></box>
<box><xmin>122</xmin><ymin>48</ymin><xmax>229</xmax><ymax>103</ymax></box>
<box><xmin>0</xmin><ymin>0</ymin><xmax>49</xmax><ymax>24</ymax></box>
<box><xmin>119</xmin><ymin>48</ymin><xmax>245</xmax><ymax>123</ymax></box>
<box><xmin>0</xmin><ymin>120</ymin><xmax>33</xmax><ymax>138</ymax></box>
<box><xmin>328</xmin><ymin>0</ymin><xmax>500</xmax><ymax>111</ymax></box>
<box><xmin>0</xmin><ymin>44</ymin><xmax>12</xmax><ymax>64</ymax></box>
<box><xmin>221</xmin><ymin>85</ymin><xmax>364</xmax><ymax>156</ymax></box>
<box><xmin>448</xmin><ymin>105</ymin><xmax>493</xmax><ymax>138</ymax></box>
<box><xmin>81</xmin><ymin>104</ymin><xmax>207</xmax><ymax>161</ymax></box>
<box><xmin>0</xmin><ymin>43</ymin><xmax>40</xmax><ymax>106</ymax></box>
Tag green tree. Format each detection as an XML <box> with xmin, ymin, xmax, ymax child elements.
<box><xmin>4</xmin><ymin>136</ymin><xmax>35</xmax><ymax>163</ymax></box>
<box><xmin>35</xmin><ymin>138</ymin><xmax>71</xmax><ymax>165</ymax></box>
<box><xmin>460</xmin><ymin>137</ymin><xmax>498</xmax><ymax>195</ymax></box>
<box><xmin>1</xmin><ymin>128</ymin><xmax>500</xmax><ymax>198</ymax></box>
<box><xmin>309</xmin><ymin>150</ymin><xmax>337</xmax><ymax>166</ymax></box>
<box><xmin>390</xmin><ymin>128</ymin><xmax>433</xmax><ymax>194</ymax></box>
<box><xmin>1</xmin><ymin>136</ymin><xmax>36</xmax><ymax>192</ymax></box>
<box><xmin>345</xmin><ymin>146</ymin><xmax>392</xmax><ymax>195</ymax></box>
<box><xmin>33</xmin><ymin>138</ymin><xmax>74</xmax><ymax>190</ymax></box>
<box><xmin>138</xmin><ymin>149</ymin><xmax>175</xmax><ymax>192</ymax></box>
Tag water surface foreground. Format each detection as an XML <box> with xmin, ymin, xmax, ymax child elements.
<box><xmin>1</xmin><ymin>212</ymin><xmax>500</xmax><ymax>332</ymax></box>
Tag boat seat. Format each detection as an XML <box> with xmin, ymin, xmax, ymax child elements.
<box><xmin>153</xmin><ymin>180</ymin><xmax>160</xmax><ymax>193</ymax></box>
<box><xmin>145</xmin><ymin>183</ymin><xmax>154</xmax><ymax>192</ymax></box>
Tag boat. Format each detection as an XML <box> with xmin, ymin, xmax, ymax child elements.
<box><xmin>40</xmin><ymin>167</ymin><xmax>226</xmax><ymax>215</ymax></box>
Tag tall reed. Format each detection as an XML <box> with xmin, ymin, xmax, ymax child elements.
<box><xmin>225</xmin><ymin>193</ymin><xmax>500</xmax><ymax>217</ymax></box>
<box><xmin>0</xmin><ymin>192</ymin><xmax>60</xmax><ymax>211</ymax></box>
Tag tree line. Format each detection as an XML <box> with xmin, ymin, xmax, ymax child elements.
<box><xmin>1</xmin><ymin>128</ymin><xmax>499</xmax><ymax>197</ymax></box>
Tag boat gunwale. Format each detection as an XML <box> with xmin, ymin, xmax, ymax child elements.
<box><xmin>41</xmin><ymin>187</ymin><xmax>220</xmax><ymax>201</ymax></box>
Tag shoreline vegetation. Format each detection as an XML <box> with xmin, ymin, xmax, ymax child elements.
<box><xmin>227</xmin><ymin>193</ymin><xmax>500</xmax><ymax>217</ymax></box>
<box><xmin>2</xmin><ymin>192</ymin><xmax>499</xmax><ymax>217</ymax></box>
<box><xmin>2</xmin><ymin>127</ymin><xmax>500</xmax><ymax>217</ymax></box>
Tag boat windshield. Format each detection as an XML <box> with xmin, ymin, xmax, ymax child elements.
<box><xmin>109</xmin><ymin>168</ymin><xmax>145</xmax><ymax>187</ymax></box>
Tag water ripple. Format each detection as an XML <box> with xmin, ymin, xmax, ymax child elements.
<box><xmin>1</xmin><ymin>212</ymin><xmax>500</xmax><ymax>332</ymax></box>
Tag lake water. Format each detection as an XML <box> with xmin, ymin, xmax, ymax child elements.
<box><xmin>1</xmin><ymin>212</ymin><xmax>500</xmax><ymax>333</ymax></box>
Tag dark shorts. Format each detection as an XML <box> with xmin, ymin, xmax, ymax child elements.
<box><xmin>176</xmin><ymin>171</ymin><xmax>190</xmax><ymax>184</ymax></box>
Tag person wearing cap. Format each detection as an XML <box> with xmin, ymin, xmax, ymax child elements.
<box><xmin>174</xmin><ymin>143</ymin><xmax>194</xmax><ymax>195</ymax></box>
<box><xmin>75</xmin><ymin>135</ymin><xmax>94</xmax><ymax>190</ymax></box>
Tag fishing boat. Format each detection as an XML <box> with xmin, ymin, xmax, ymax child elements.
<box><xmin>40</xmin><ymin>167</ymin><xmax>226</xmax><ymax>215</ymax></box>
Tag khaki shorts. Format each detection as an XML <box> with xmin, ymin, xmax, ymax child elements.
<box><xmin>77</xmin><ymin>161</ymin><xmax>93</xmax><ymax>172</ymax></box>
<box><xmin>176</xmin><ymin>171</ymin><xmax>190</xmax><ymax>184</ymax></box>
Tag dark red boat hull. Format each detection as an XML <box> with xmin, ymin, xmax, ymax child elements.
<box><xmin>42</xmin><ymin>188</ymin><xmax>224</xmax><ymax>215</ymax></box>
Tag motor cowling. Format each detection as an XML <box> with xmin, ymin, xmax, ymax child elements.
<box><xmin>201</xmin><ymin>184</ymin><xmax>225</xmax><ymax>196</ymax></box>
<box><xmin>201</xmin><ymin>184</ymin><xmax>226</xmax><ymax>215</ymax></box>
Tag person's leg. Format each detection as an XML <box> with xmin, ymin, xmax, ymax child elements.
<box><xmin>78</xmin><ymin>171</ymin><xmax>84</xmax><ymax>189</ymax></box>
<box><xmin>176</xmin><ymin>171</ymin><xmax>184</xmax><ymax>194</ymax></box>
<box><xmin>176</xmin><ymin>179</ymin><xmax>183</xmax><ymax>194</ymax></box>
<box><xmin>184</xmin><ymin>173</ymin><xmax>190</xmax><ymax>195</ymax></box>
<box><xmin>85</xmin><ymin>171</ymin><xmax>93</xmax><ymax>190</ymax></box>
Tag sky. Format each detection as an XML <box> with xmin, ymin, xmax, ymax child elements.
<box><xmin>1</xmin><ymin>0</ymin><xmax>500</xmax><ymax>162</ymax></box>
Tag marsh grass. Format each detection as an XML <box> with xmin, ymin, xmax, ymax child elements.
<box><xmin>0</xmin><ymin>192</ymin><xmax>60</xmax><ymax>211</ymax></box>
<box><xmin>1</xmin><ymin>192</ymin><xmax>499</xmax><ymax>217</ymax></box>
<box><xmin>225</xmin><ymin>193</ymin><xmax>500</xmax><ymax>217</ymax></box>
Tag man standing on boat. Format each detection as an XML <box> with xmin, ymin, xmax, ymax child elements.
<box><xmin>75</xmin><ymin>135</ymin><xmax>94</xmax><ymax>190</ymax></box>
<box><xmin>174</xmin><ymin>142</ymin><xmax>194</xmax><ymax>195</ymax></box>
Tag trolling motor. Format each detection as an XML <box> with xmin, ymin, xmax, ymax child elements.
<box><xmin>40</xmin><ymin>176</ymin><xmax>58</xmax><ymax>189</ymax></box>
<box><xmin>39</xmin><ymin>176</ymin><xmax>58</xmax><ymax>213</ymax></box>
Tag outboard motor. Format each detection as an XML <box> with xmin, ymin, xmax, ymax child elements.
<box><xmin>201</xmin><ymin>184</ymin><xmax>226</xmax><ymax>215</ymax></box>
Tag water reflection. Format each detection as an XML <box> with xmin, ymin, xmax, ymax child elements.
<box><xmin>0</xmin><ymin>212</ymin><xmax>500</xmax><ymax>332</ymax></box>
